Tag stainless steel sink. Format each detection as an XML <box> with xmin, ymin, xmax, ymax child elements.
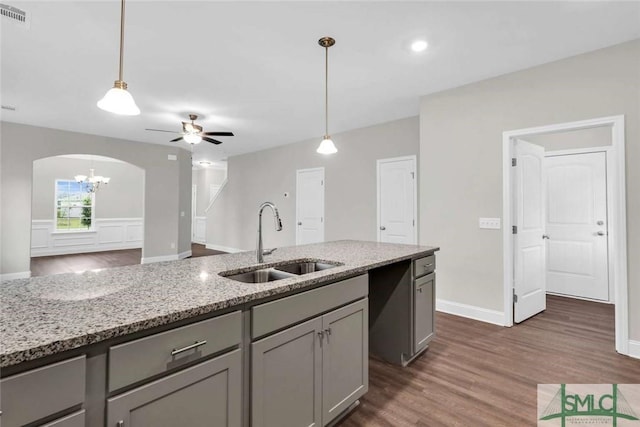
<box><xmin>274</xmin><ymin>261</ymin><xmax>338</xmax><ymax>275</ymax></box>
<box><xmin>222</xmin><ymin>268</ymin><xmax>295</xmax><ymax>283</ymax></box>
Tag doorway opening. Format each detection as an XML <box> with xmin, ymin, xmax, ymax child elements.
<box><xmin>502</xmin><ymin>116</ymin><xmax>628</xmax><ymax>355</ymax></box>
<box><xmin>30</xmin><ymin>154</ymin><xmax>145</xmax><ymax>276</ymax></box>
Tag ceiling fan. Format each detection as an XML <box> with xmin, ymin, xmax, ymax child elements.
<box><xmin>146</xmin><ymin>114</ymin><xmax>234</xmax><ymax>145</ymax></box>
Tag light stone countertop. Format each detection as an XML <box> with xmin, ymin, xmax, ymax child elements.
<box><xmin>0</xmin><ymin>240</ymin><xmax>438</xmax><ymax>368</ymax></box>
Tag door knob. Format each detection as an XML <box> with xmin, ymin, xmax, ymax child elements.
<box><xmin>596</xmin><ymin>231</ymin><xmax>606</xmax><ymax>236</ymax></box>
<box><xmin>542</xmin><ymin>234</ymin><xmax>550</xmax><ymax>240</ymax></box>
<box><xmin>298</xmin><ymin>222</ymin><xmax>302</xmax><ymax>226</ymax></box>
<box><xmin>597</xmin><ymin>220</ymin><xmax>604</xmax><ymax>226</ymax></box>
<box><xmin>380</xmin><ymin>226</ymin><xmax>386</xmax><ymax>231</ymax></box>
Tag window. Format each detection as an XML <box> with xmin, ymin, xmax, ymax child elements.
<box><xmin>55</xmin><ymin>180</ymin><xmax>94</xmax><ymax>231</ymax></box>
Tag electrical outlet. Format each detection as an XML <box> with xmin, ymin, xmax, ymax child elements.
<box><xmin>479</xmin><ymin>218</ymin><xmax>501</xmax><ymax>230</ymax></box>
<box><xmin>170</xmin><ymin>242</ymin><xmax>176</xmax><ymax>249</ymax></box>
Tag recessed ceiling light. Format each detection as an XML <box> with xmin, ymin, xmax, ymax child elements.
<box><xmin>410</xmin><ymin>40</ymin><xmax>428</xmax><ymax>53</ymax></box>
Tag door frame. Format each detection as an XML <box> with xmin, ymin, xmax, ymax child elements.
<box><xmin>295</xmin><ymin>167</ymin><xmax>325</xmax><ymax>245</ymax></box>
<box><xmin>502</xmin><ymin>115</ymin><xmax>628</xmax><ymax>355</ymax></box>
<box><xmin>376</xmin><ymin>155</ymin><xmax>418</xmax><ymax>244</ymax></box>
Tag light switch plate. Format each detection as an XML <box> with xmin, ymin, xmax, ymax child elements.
<box><xmin>479</xmin><ymin>218</ymin><xmax>501</xmax><ymax>229</ymax></box>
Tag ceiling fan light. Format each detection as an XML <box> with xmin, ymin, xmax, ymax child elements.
<box><xmin>184</xmin><ymin>133</ymin><xmax>202</xmax><ymax>144</ymax></box>
<box><xmin>97</xmin><ymin>84</ymin><xmax>140</xmax><ymax>116</ymax></box>
<box><xmin>102</xmin><ymin>177</ymin><xmax>111</xmax><ymax>184</ymax></box>
<box><xmin>317</xmin><ymin>136</ymin><xmax>337</xmax><ymax>155</ymax></box>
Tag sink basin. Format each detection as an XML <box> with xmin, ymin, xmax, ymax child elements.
<box><xmin>274</xmin><ymin>261</ymin><xmax>338</xmax><ymax>275</ymax></box>
<box><xmin>222</xmin><ymin>268</ymin><xmax>295</xmax><ymax>283</ymax></box>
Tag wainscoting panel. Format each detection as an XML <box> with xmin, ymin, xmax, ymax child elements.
<box><xmin>31</xmin><ymin>218</ymin><xmax>143</xmax><ymax>257</ymax></box>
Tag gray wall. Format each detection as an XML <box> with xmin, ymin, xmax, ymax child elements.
<box><xmin>32</xmin><ymin>156</ymin><xmax>144</xmax><ymax>220</ymax></box>
<box><xmin>192</xmin><ymin>168</ymin><xmax>227</xmax><ymax>217</ymax></box>
<box><xmin>1</xmin><ymin>122</ymin><xmax>192</xmax><ymax>274</ymax></box>
<box><xmin>419</xmin><ymin>40</ymin><xmax>639</xmax><ymax>340</ymax></box>
<box><xmin>207</xmin><ymin>116</ymin><xmax>419</xmax><ymax>250</ymax></box>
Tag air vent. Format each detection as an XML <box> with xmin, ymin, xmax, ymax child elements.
<box><xmin>1</xmin><ymin>3</ymin><xmax>30</xmax><ymax>28</ymax></box>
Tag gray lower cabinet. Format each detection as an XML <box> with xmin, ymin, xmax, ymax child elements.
<box><xmin>41</xmin><ymin>410</ymin><xmax>85</xmax><ymax>427</ymax></box>
<box><xmin>252</xmin><ymin>298</ymin><xmax>368</xmax><ymax>427</ymax></box>
<box><xmin>107</xmin><ymin>349</ymin><xmax>241</xmax><ymax>427</ymax></box>
<box><xmin>414</xmin><ymin>272</ymin><xmax>435</xmax><ymax>352</ymax></box>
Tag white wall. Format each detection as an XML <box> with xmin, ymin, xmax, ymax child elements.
<box><xmin>207</xmin><ymin>116</ymin><xmax>419</xmax><ymax>251</ymax></box>
<box><xmin>419</xmin><ymin>40</ymin><xmax>639</xmax><ymax>340</ymax></box>
<box><xmin>192</xmin><ymin>167</ymin><xmax>227</xmax><ymax>217</ymax></box>
<box><xmin>1</xmin><ymin>122</ymin><xmax>192</xmax><ymax>276</ymax></box>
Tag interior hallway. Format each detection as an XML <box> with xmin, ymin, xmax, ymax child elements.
<box><xmin>30</xmin><ymin>243</ymin><xmax>225</xmax><ymax>277</ymax></box>
<box><xmin>338</xmin><ymin>295</ymin><xmax>640</xmax><ymax>427</ymax></box>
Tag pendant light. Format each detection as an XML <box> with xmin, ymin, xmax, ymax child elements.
<box><xmin>97</xmin><ymin>0</ymin><xmax>140</xmax><ymax>115</ymax></box>
<box><xmin>317</xmin><ymin>37</ymin><xmax>337</xmax><ymax>155</ymax></box>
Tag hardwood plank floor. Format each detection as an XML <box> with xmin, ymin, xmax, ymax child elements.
<box><xmin>30</xmin><ymin>243</ymin><xmax>226</xmax><ymax>276</ymax></box>
<box><xmin>338</xmin><ymin>295</ymin><xmax>640</xmax><ymax>427</ymax></box>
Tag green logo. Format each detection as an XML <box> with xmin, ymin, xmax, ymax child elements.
<box><xmin>539</xmin><ymin>384</ymin><xmax>639</xmax><ymax>426</ymax></box>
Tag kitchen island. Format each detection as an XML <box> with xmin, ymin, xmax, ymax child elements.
<box><xmin>0</xmin><ymin>240</ymin><xmax>438</xmax><ymax>427</ymax></box>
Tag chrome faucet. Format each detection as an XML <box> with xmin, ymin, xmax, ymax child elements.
<box><xmin>257</xmin><ymin>202</ymin><xmax>283</xmax><ymax>263</ymax></box>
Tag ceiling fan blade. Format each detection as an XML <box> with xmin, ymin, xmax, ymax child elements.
<box><xmin>202</xmin><ymin>131</ymin><xmax>234</xmax><ymax>137</ymax></box>
<box><xmin>145</xmin><ymin>128</ymin><xmax>181</xmax><ymax>134</ymax></box>
<box><xmin>170</xmin><ymin>136</ymin><xmax>184</xmax><ymax>142</ymax></box>
<box><xmin>202</xmin><ymin>137</ymin><xmax>223</xmax><ymax>145</ymax></box>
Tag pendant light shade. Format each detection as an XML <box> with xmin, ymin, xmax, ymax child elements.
<box><xmin>183</xmin><ymin>133</ymin><xmax>203</xmax><ymax>144</ymax></box>
<box><xmin>97</xmin><ymin>81</ymin><xmax>140</xmax><ymax>116</ymax></box>
<box><xmin>98</xmin><ymin>0</ymin><xmax>140</xmax><ymax>116</ymax></box>
<box><xmin>317</xmin><ymin>37</ymin><xmax>337</xmax><ymax>155</ymax></box>
<box><xmin>317</xmin><ymin>136</ymin><xmax>337</xmax><ymax>155</ymax></box>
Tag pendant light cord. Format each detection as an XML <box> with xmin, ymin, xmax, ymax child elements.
<box><xmin>118</xmin><ymin>0</ymin><xmax>125</xmax><ymax>82</ymax></box>
<box><xmin>325</xmin><ymin>45</ymin><xmax>329</xmax><ymax>137</ymax></box>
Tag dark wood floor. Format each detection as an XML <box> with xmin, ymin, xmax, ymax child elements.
<box><xmin>338</xmin><ymin>295</ymin><xmax>640</xmax><ymax>427</ymax></box>
<box><xmin>30</xmin><ymin>243</ymin><xmax>226</xmax><ymax>276</ymax></box>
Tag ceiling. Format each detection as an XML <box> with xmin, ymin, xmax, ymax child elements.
<box><xmin>2</xmin><ymin>1</ymin><xmax>639</xmax><ymax>164</ymax></box>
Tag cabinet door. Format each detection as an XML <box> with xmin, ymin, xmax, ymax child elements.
<box><xmin>322</xmin><ymin>298</ymin><xmax>369</xmax><ymax>426</ymax></box>
<box><xmin>414</xmin><ymin>272</ymin><xmax>435</xmax><ymax>352</ymax></box>
<box><xmin>107</xmin><ymin>349</ymin><xmax>241</xmax><ymax>427</ymax></box>
<box><xmin>252</xmin><ymin>317</ymin><xmax>323</xmax><ymax>427</ymax></box>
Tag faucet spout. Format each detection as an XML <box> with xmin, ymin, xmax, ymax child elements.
<box><xmin>257</xmin><ymin>202</ymin><xmax>283</xmax><ymax>263</ymax></box>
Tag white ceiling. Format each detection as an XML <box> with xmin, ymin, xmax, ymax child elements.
<box><xmin>2</xmin><ymin>1</ymin><xmax>639</xmax><ymax>163</ymax></box>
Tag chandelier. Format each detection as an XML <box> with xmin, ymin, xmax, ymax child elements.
<box><xmin>75</xmin><ymin>168</ymin><xmax>111</xmax><ymax>193</ymax></box>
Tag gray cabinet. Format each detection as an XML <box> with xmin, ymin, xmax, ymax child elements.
<box><xmin>107</xmin><ymin>349</ymin><xmax>241</xmax><ymax>427</ymax></box>
<box><xmin>41</xmin><ymin>410</ymin><xmax>85</xmax><ymax>427</ymax></box>
<box><xmin>0</xmin><ymin>356</ymin><xmax>85</xmax><ymax>427</ymax></box>
<box><xmin>252</xmin><ymin>298</ymin><xmax>368</xmax><ymax>427</ymax></box>
<box><xmin>414</xmin><ymin>272</ymin><xmax>435</xmax><ymax>352</ymax></box>
<box><xmin>321</xmin><ymin>299</ymin><xmax>368</xmax><ymax>425</ymax></box>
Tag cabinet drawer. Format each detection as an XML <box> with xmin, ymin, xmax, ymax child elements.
<box><xmin>109</xmin><ymin>310</ymin><xmax>241</xmax><ymax>391</ymax></box>
<box><xmin>414</xmin><ymin>255</ymin><xmax>435</xmax><ymax>278</ymax></box>
<box><xmin>0</xmin><ymin>356</ymin><xmax>85</xmax><ymax>427</ymax></box>
<box><xmin>252</xmin><ymin>274</ymin><xmax>368</xmax><ymax>339</ymax></box>
<box><xmin>42</xmin><ymin>410</ymin><xmax>85</xmax><ymax>427</ymax></box>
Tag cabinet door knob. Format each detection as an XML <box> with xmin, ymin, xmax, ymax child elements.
<box><xmin>380</xmin><ymin>226</ymin><xmax>386</xmax><ymax>231</ymax></box>
<box><xmin>298</xmin><ymin>222</ymin><xmax>302</xmax><ymax>226</ymax></box>
<box><xmin>596</xmin><ymin>231</ymin><xmax>606</xmax><ymax>236</ymax></box>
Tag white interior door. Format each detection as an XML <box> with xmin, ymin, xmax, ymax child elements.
<box><xmin>545</xmin><ymin>152</ymin><xmax>609</xmax><ymax>301</ymax></box>
<box><xmin>513</xmin><ymin>139</ymin><xmax>546</xmax><ymax>323</ymax></box>
<box><xmin>296</xmin><ymin>168</ymin><xmax>324</xmax><ymax>245</ymax></box>
<box><xmin>377</xmin><ymin>156</ymin><xmax>416</xmax><ymax>244</ymax></box>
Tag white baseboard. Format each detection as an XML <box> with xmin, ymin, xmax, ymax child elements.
<box><xmin>1</xmin><ymin>271</ymin><xmax>31</xmax><ymax>281</ymax></box>
<box><xmin>628</xmin><ymin>340</ymin><xmax>640</xmax><ymax>360</ymax></box>
<box><xmin>178</xmin><ymin>250</ymin><xmax>192</xmax><ymax>260</ymax></box>
<box><xmin>192</xmin><ymin>239</ymin><xmax>206</xmax><ymax>245</ymax></box>
<box><xmin>436</xmin><ymin>298</ymin><xmax>505</xmax><ymax>326</ymax></box>
<box><xmin>141</xmin><ymin>254</ymin><xmax>179</xmax><ymax>264</ymax></box>
<box><xmin>205</xmin><ymin>243</ymin><xmax>245</xmax><ymax>253</ymax></box>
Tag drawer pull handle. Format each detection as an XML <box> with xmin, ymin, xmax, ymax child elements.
<box><xmin>423</xmin><ymin>263</ymin><xmax>433</xmax><ymax>269</ymax></box>
<box><xmin>171</xmin><ymin>340</ymin><xmax>208</xmax><ymax>356</ymax></box>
